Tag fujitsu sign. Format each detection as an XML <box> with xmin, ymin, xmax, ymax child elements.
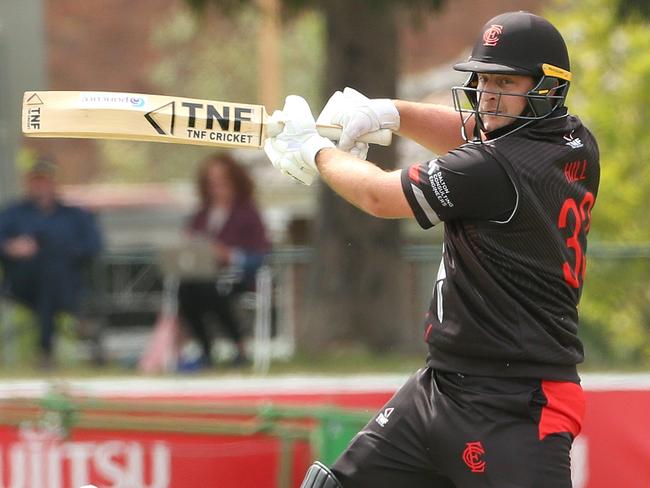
<box><xmin>0</xmin><ymin>428</ymin><xmax>170</xmax><ymax>488</ymax></box>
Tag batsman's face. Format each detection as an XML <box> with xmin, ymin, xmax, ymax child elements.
<box><xmin>476</xmin><ymin>73</ymin><xmax>535</xmax><ymax>132</ymax></box>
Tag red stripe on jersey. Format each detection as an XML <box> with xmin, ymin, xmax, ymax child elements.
<box><xmin>424</xmin><ymin>323</ymin><xmax>433</xmax><ymax>341</ymax></box>
<box><xmin>408</xmin><ymin>165</ymin><xmax>420</xmax><ymax>184</ymax></box>
<box><xmin>538</xmin><ymin>380</ymin><xmax>585</xmax><ymax>440</ymax></box>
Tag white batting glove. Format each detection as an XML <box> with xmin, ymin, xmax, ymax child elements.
<box><xmin>264</xmin><ymin>96</ymin><xmax>335</xmax><ymax>185</ymax></box>
<box><xmin>317</xmin><ymin>87</ymin><xmax>399</xmax><ymax>160</ymax></box>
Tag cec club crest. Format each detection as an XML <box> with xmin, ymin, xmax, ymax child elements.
<box><xmin>462</xmin><ymin>441</ymin><xmax>486</xmax><ymax>473</ymax></box>
<box><xmin>483</xmin><ymin>24</ymin><xmax>503</xmax><ymax>46</ymax></box>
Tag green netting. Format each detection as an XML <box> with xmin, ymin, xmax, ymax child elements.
<box><xmin>310</xmin><ymin>408</ymin><xmax>370</xmax><ymax>465</ymax></box>
<box><xmin>0</xmin><ymin>390</ymin><xmax>374</xmax><ymax>486</ymax></box>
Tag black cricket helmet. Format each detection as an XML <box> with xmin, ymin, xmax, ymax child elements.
<box><xmin>451</xmin><ymin>11</ymin><xmax>572</xmax><ymax>141</ymax></box>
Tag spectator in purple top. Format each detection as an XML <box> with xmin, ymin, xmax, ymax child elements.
<box><xmin>177</xmin><ymin>153</ymin><xmax>270</xmax><ymax>370</ymax></box>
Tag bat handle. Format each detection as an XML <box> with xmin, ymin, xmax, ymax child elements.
<box><xmin>266</xmin><ymin>121</ymin><xmax>393</xmax><ymax>147</ymax></box>
<box><xmin>315</xmin><ymin>124</ymin><xmax>393</xmax><ymax>146</ymax></box>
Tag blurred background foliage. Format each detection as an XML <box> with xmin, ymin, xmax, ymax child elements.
<box><xmin>550</xmin><ymin>0</ymin><xmax>650</xmax><ymax>368</ymax></box>
<box><xmin>98</xmin><ymin>3</ymin><xmax>325</xmax><ymax>182</ymax></box>
<box><xmin>103</xmin><ymin>0</ymin><xmax>649</xmax><ymax>369</ymax></box>
<box><xmin>72</xmin><ymin>0</ymin><xmax>650</xmax><ymax>369</ymax></box>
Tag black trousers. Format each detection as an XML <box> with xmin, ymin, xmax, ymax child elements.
<box><xmin>332</xmin><ymin>367</ymin><xmax>584</xmax><ymax>488</ymax></box>
<box><xmin>177</xmin><ymin>280</ymin><xmax>245</xmax><ymax>359</ymax></box>
<box><xmin>5</xmin><ymin>270</ymin><xmax>78</xmax><ymax>356</ymax></box>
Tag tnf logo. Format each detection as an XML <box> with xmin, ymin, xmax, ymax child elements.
<box><xmin>375</xmin><ymin>408</ymin><xmax>394</xmax><ymax>427</ymax></box>
<box><xmin>462</xmin><ymin>441</ymin><xmax>486</xmax><ymax>473</ymax></box>
<box><xmin>564</xmin><ymin>131</ymin><xmax>584</xmax><ymax>149</ymax></box>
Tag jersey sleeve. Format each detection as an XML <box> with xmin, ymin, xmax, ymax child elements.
<box><xmin>400</xmin><ymin>145</ymin><xmax>517</xmax><ymax>229</ymax></box>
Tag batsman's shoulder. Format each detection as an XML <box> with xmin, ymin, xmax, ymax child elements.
<box><xmin>436</xmin><ymin>142</ymin><xmax>496</xmax><ymax>170</ymax></box>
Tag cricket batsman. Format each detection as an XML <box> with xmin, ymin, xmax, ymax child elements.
<box><xmin>264</xmin><ymin>11</ymin><xmax>599</xmax><ymax>487</ymax></box>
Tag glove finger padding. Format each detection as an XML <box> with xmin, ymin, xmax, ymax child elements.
<box><xmin>316</xmin><ymin>91</ymin><xmax>344</xmax><ymax>126</ymax></box>
<box><xmin>349</xmin><ymin>141</ymin><xmax>369</xmax><ymax>160</ymax></box>
<box><xmin>337</xmin><ymin>110</ymin><xmax>376</xmax><ymax>152</ymax></box>
<box><xmin>263</xmin><ymin>138</ymin><xmax>288</xmax><ymax>169</ymax></box>
<box><xmin>263</xmin><ymin>95</ymin><xmax>333</xmax><ymax>186</ymax></box>
<box><xmin>281</xmin><ymin>95</ymin><xmax>318</xmax><ymax>137</ymax></box>
<box><xmin>317</xmin><ymin>86</ymin><xmax>397</xmax><ymax>155</ymax></box>
<box><xmin>264</xmin><ymin>132</ymin><xmax>318</xmax><ymax>186</ymax></box>
<box><xmin>341</xmin><ymin>86</ymin><xmax>369</xmax><ymax>101</ymax></box>
<box><xmin>341</xmin><ymin>87</ymin><xmax>400</xmax><ymax>131</ymax></box>
<box><xmin>279</xmin><ymin>153</ymin><xmax>317</xmax><ymax>186</ymax></box>
<box><xmin>318</xmin><ymin>87</ymin><xmax>371</xmax><ymax>124</ymax></box>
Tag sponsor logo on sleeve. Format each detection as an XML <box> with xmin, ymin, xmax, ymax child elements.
<box><xmin>564</xmin><ymin>131</ymin><xmax>584</xmax><ymax>149</ymax></box>
<box><xmin>375</xmin><ymin>408</ymin><xmax>394</xmax><ymax>427</ymax></box>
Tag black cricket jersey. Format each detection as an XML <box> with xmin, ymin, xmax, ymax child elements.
<box><xmin>401</xmin><ymin>109</ymin><xmax>600</xmax><ymax>381</ymax></box>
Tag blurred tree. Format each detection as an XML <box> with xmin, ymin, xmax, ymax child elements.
<box><xmin>187</xmin><ymin>0</ymin><xmax>445</xmax><ymax>353</ymax></box>
<box><xmin>98</xmin><ymin>5</ymin><xmax>325</xmax><ymax>182</ymax></box>
<box><xmin>549</xmin><ymin>0</ymin><xmax>650</xmax><ymax>367</ymax></box>
<box><xmin>617</xmin><ymin>0</ymin><xmax>650</xmax><ymax>19</ymax></box>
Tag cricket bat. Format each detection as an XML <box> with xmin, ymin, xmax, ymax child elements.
<box><xmin>22</xmin><ymin>91</ymin><xmax>392</xmax><ymax>149</ymax></box>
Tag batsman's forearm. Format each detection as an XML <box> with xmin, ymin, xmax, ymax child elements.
<box><xmin>394</xmin><ymin>100</ymin><xmax>468</xmax><ymax>155</ymax></box>
<box><xmin>315</xmin><ymin>148</ymin><xmax>411</xmax><ymax>219</ymax></box>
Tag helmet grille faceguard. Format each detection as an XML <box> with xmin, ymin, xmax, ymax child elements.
<box><xmin>451</xmin><ymin>71</ymin><xmax>570</xmax><ymax>143</ymax></box>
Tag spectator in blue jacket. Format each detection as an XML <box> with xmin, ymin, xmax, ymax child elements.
<box><xmin>0</xmin><ymin>158</ymin><xmax>103</xmax><ymax>368</ymax></box>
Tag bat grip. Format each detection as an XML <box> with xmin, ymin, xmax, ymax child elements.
<box><xmin>266</xmin><ymin>121</ymin><xmax>392</xmax><ymax>147</ymax></box>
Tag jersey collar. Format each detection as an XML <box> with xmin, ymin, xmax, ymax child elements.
<box><xmin>483</xmin><ymin>107</ymin><xmax>569</xmax><ymax>141</ymax></box>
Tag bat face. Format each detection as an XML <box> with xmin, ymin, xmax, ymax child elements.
<box><xmin>23</xmin><ymin>91</ymin><xmax>269</xmax><ymax>149</ymax></box>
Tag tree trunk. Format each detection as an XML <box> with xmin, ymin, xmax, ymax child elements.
<box><xmin>300</xmin><ymin>0</ymin><xmax>406</xmax><ymax>353</ymax></box>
